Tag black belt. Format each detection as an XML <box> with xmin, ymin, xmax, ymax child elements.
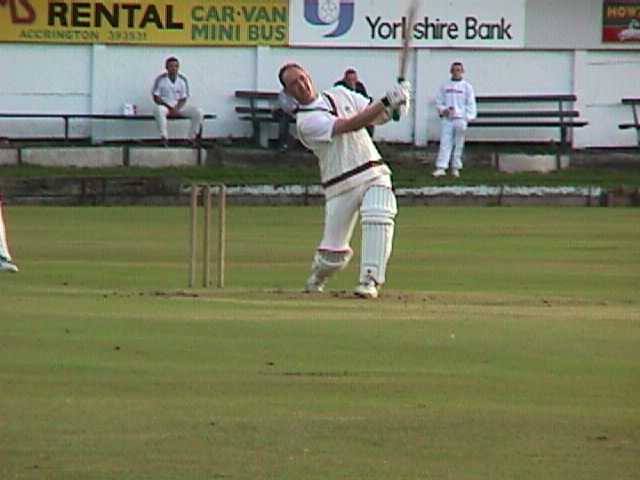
<box><xmin>322</xmin><ymin>161</ymin><xmax>385</xmax><ymax>189</ymax></box>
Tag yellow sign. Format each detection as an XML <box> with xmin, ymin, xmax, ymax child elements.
<box><xmin>0</xmin><ymin>0</ymin><xmax>288</xmax><ymax>45</ymax></box>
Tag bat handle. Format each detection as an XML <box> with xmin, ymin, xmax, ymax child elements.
<box><xmin>391</xmin><ymin>76</ymin><xmax>404</xmax><ymax>122</ymax></box>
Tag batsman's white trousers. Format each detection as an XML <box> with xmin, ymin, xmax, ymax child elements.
<box><xmin>319</xmin><ymin>176</ymin><xmax>392</xmax><ymax>251</ymax></box>
<box><xmin>153</xmin><ymin>104</ymin><xmax>204</xmax><ymax>140</ymax></box>
<box><xmin>435</xmin><ymin>118</ymin><xmax>468</xmax><ymax>170</ymax></box>
<box><xmin>317</xmin><ymin>176</ymin><xmax>396</xmax><ymax>285</ymax></box>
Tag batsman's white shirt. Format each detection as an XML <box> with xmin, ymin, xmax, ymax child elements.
<box><xmin>152</xmin><ymin>73</ymin><xmax>190</xmax><ymax>109</ymax></box>
<box><xmin>296</xmin><ymin>87</ymin><xmax>391</xmax><ymax>199</ymax></box>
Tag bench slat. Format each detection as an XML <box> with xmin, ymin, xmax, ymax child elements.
<box><xmin>0</xmin><ymin>113</ymin><xmax>215</xmax><ymax>120</ymax></box>
<box><xmin>476</xmin><ymin>94</ymin><xmax>577</xmax><ymax>103</ymax></box>
<box><xmin>235</xmin><ymin>106</ymin><xmax>273</xmax><ymax>115</ymax></box>
<box><xmin>476</xmin><ymin>110</ymin><xmax>580</xmax><ymax>118</ymax></box>
<box><xmin>0</xmin><ymin>113</ymin><xmax>215</xmax><ymax>144</ymax></box>
<box><xmin>238</xmin><ymin>116</ymin><xmax>279</xmax><ymax>123</ymax></box>
<box><xmin>0</xmin><ymin>113</ymin><xmax>66</xmax><ymax>119</ymax></box>
<box><xmin>470</xmin><ymin>121</ymin><xmax>588</xmax><ymax>127</ymax></box>
<box><xmin>619</xmin><ymin>123</ymin><xmax>640</xmax><ymax>130</ymax></box>
<box><xmin>235</xmin><ymin>90</ymin><xmax>279</xmax><ymax>100</ymax></box>
<box><xmin>621</xmin><ymin>98</ymin><xmax>640</xmax><ymax>104</ymax></box>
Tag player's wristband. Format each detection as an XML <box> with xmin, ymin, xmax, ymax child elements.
<box><xmin>380</xmin><ymin>96</ymin><xmax>391</xmax><ymax>108</ymax></box>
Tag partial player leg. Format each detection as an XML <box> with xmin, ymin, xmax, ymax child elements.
<box><xmin>434</xmin><ymin>119</ymin><xmax>454</xmax><ymax>173</ymax></box>
<box><xmin>304</xmin><ymin>188</ymin><xmax>360</xmax><ymax>292</ymax></box>
<box><xmin>0</xmin><ymin>197</ymin><xmax>18</xmax><ymax>273</ymax></box>
<box><xmin>305</xmin><ymin>249</ymin><xmax>353</xmax><ymax>293</ymax></box>
<box><xmin>356</xmin><ymin>186</ymin><xmax>397</xmax><ymax>298</ymax></box>
<box><xmin>451</xmin><ymin>119</ymin><xmax>467</xmax><ymax>173</ymax></box>
<box><xmin>153</xmin><ymin>104</ymin><xmax>170</xmax><ymax>145</ymax></box>
<box><xmin>180</xmin><ymin>106</ymin><xmax>205</xmax><ymax>141</ymax></box>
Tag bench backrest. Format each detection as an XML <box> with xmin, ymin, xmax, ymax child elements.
<box><xmin>235</xmin><ymin>91</ymin><xmax>279</xmax><ymax>100</ymax></box>
<box><xmin>0</xmin><ymin>113</ymin><xmax>215</xmax><ymax>119</ymax></box>
<box><xmin>476</xmin><ymin>94</ymin><xmax>577</xmax><ymax>103</ymax></box>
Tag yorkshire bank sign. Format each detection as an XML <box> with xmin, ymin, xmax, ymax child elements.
<box><xmin>291</xmin><ymin>0</ymin><xmax>526</xmax><ymax>48</ymax></box>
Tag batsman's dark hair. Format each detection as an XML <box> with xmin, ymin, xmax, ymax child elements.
<box><xmin>278</xmin><ymin>62</ymin><xmax>303</xmax><ymax>88</ymax></box>
<box><xmin>165</xmin><ymin>56</ymin><xmax>179</xmax><ymax>68</ymax></box>
<box><xmin>344</xmin><ymin>68</ymin><xmax>357</xmax><ymax>76</ymax></box>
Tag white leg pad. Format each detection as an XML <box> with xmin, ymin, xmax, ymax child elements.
<box><xmin>360</xmin><ymin>186</ymin><xmax>397</xmax><ymax>286</ymax></box>
<box><xmin>305</xmin><ymin>249</ymin><xmax>353</xmax><ymax>292</ymax></box>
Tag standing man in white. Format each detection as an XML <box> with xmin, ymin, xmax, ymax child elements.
<box><xmin>433</xmin><ymin>62</ymin><xmax>477</xmax><ymax>178</ymax></box>
<box><xmin>152</xmin><ymin>56</ymin><xmax>204</xmax><ymax>147</ymax></box>
<box><xmin>0</xmin><ymin>195</ymin><xmax>18</xmax><ymax>273</ymax></box>
<box><xmin>278</xmin><ymin>63</ymin><xmax>410</xmax><ymax>299</ymax></box>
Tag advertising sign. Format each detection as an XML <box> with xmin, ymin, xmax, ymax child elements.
<box><xmin>0</xmin><ymin>0</ymin><xmax>288</xmax><ymax>45</ymax></box>
<box><xmin>603</xmin><ymin>0</ymin><xmax>640</xmax><ymax>42</ymax></box>
<box><xmin>290</xmin><ymin>0</ymin><xmax>525</xmax><ymax>48</ymax></box>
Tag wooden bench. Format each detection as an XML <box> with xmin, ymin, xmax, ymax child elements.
<box><xmin>234</xmin><ymin>90</ymin><xmax>280</xmax><ymax>147</ymax></box>
<box><xmin>469</xmin><ymin>94</ymin><xmax>588</xmax><ymax>150</ymax></box>
<box><xmin>618</xmin><ymin>98</ymin><xmax>640</xmax><ymax>146</ymax></box>
<box><xmin>0</xmin><ymin>112</ymin><xmax>216</xmax><ymax>145</ymax></box>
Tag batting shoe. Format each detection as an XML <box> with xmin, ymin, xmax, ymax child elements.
<box><xmin>0</xmin><ymin>259</ymin><xmax>19</xmax><ymax>273</ymax></box>
<box><xmin>432</xmin><ymin>168</ymin><xmax>446</xmax><ymax>178</ymax></box>
<box><xmin>304</xmin><ymin>274</ymin><xmax>325</xmax><ymax>294</ymax></box>
<box><xmin>451</xmin><ymin>169</ymin><xmax>460</xmax><ymax>178</ymax></box>
<box><xmin>354</xmin><ymin>279</ymin><xmax>379</xmax><ymax>299</ymax></box>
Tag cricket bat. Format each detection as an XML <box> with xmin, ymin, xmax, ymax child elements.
<box><xmin>392</xmin><ymin>0</ymin><xmax>419</xmax><ymax>121</ymax></box>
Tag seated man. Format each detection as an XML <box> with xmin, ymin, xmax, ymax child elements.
<box><xmin>152</xmin><ymin>56</ymin><xmax>204</xmax><ymax>147</ymax></box>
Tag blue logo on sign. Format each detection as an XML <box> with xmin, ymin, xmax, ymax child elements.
<box><xmin>304</xmin><ymin>0</ymin><xmax>355</xmax><ymax>38</ymax></box>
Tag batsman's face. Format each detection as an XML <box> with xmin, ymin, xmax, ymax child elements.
<box><xmin>282</xmin><ymin>66</ymin><xmax>316</xmax><ymax>105</ymax></box>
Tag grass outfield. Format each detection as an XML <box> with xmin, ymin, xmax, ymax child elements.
<box><xmin>1</xmin><ymin>206</ymin><xmax>639</xmax><ymax>479</ymax></box>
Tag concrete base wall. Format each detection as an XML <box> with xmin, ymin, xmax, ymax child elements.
<box><xmin>21</xmin><ymin>147</ymin><xmax>124</xmax><ymax>168</ymax></box>
<box><xmin>0</xmin><ymin>149</ymin><xmax>19</xmax><ymax>166</ymax></box>
<box><xmin>128</xmin><ymin>148</ymin><xmax>203</xmax><ymax>168</ymax></box>
<box><xmin>496</xmin><ymin>154</ymin><xmax>570</xmax><ymax>173</ymax></box>
<box><xmin>5</xmin><ymin>146</ymin><xmax>205</xmax><ymax>168</ymax></box>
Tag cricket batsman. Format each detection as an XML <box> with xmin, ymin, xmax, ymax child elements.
<box><xmin>278</xmin><ymin>63</ymin><xmax>410</xmax><ymax>299</ymax></box>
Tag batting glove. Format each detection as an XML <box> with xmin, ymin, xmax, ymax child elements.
<box><xmin>383</xmin><ymin>81</ymin><xmax>411</xmax><ymax>109</ymax></box>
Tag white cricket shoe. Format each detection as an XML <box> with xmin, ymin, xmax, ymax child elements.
<box><xmin>451</xmin><ymin>169</ymin><xmax>460</xmax><ymax>178</ymax></box>
<box><xmin>354</xmin><ymin>280</ymin><xmax>378</xmax><ymax>299</ymax></box>
<box><xmin>432</xmin><ymin>168</ymin><xmax>446</xmax><ymax>178</ymax></box>
<box><xmin>304</xmin><ymin>274</ymin><xmax>325</xmax><ymax>293</ymax></box>
<box><xmin>0</xmin><ymin>259</ymin><xmax>19</xmax><ymax>273</ymax></box>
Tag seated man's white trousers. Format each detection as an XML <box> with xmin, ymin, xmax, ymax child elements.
<box><xmin>153</xmin><ymin>104</ymin><xmax>204</xmax><ymax>140</ymax></box>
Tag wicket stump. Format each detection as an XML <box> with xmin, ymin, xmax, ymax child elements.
<box><xmin>189</xmin><ymin>183</ymin><xmax>226</xmax><ymax>288</ymax></box>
